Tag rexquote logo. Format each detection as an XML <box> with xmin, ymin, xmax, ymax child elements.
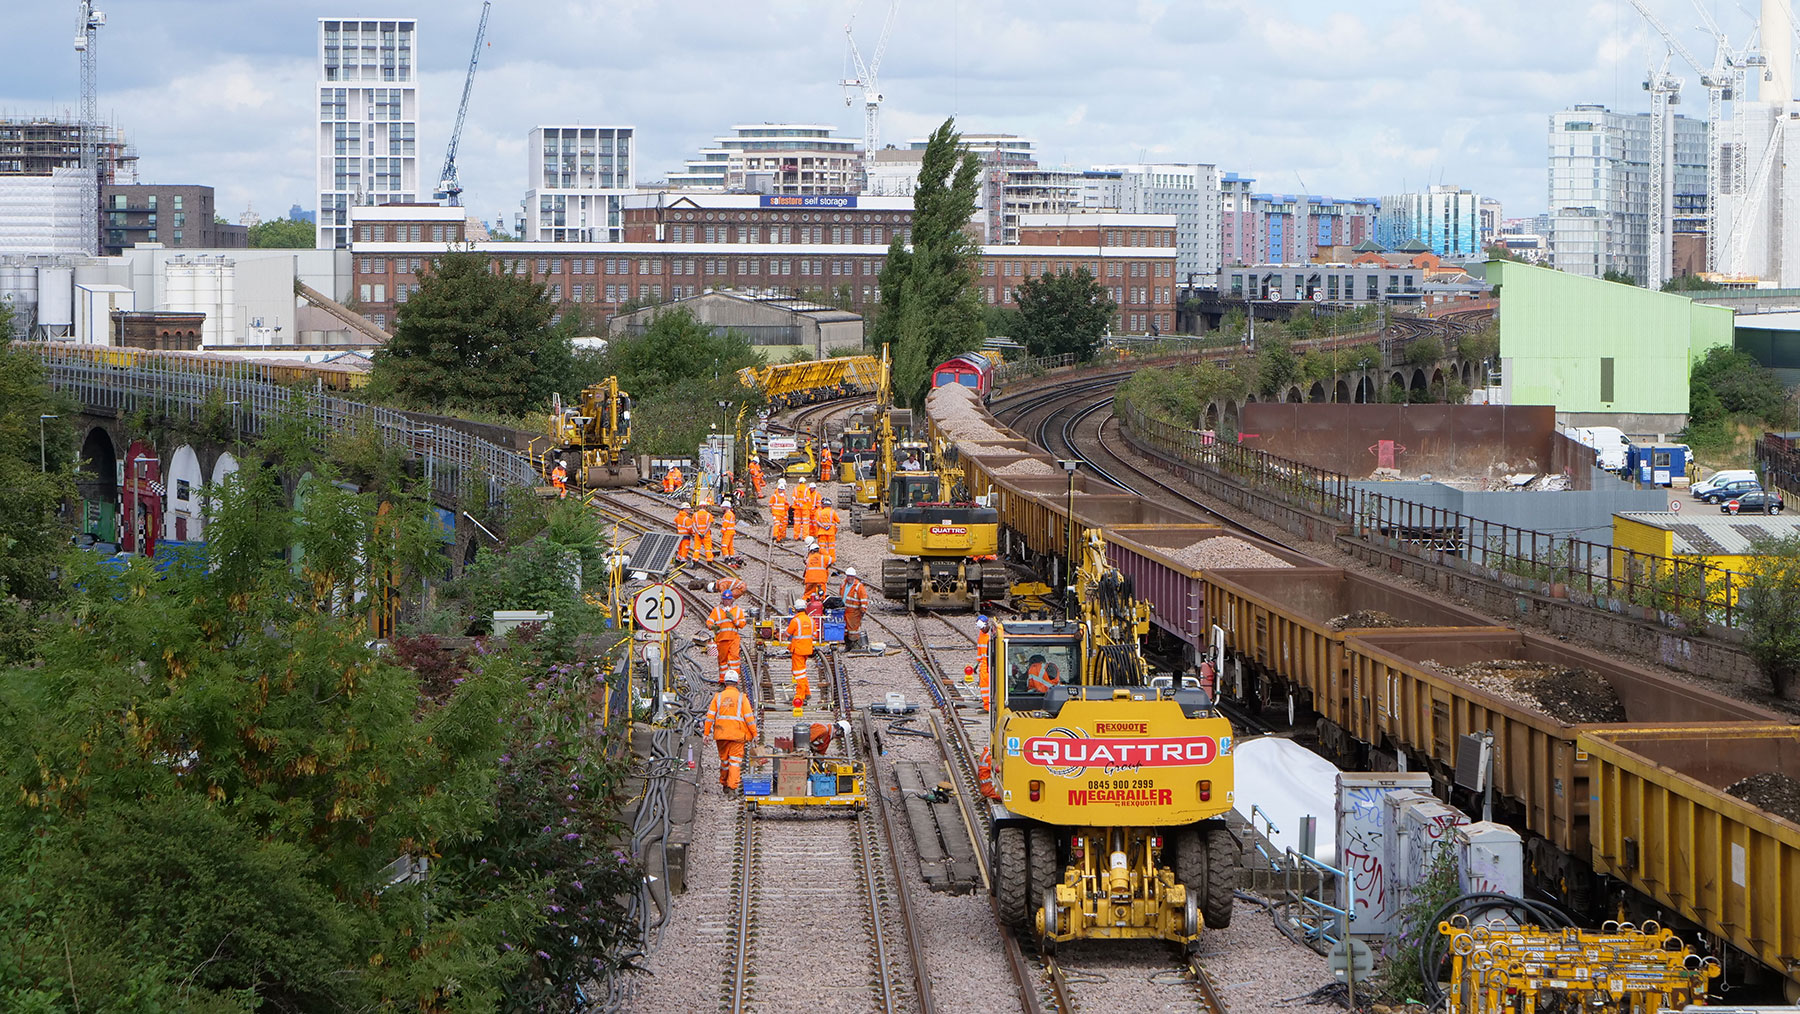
<box><xmin>1094</xmin><ymin>721</ymin><xmax>1149</xmax><ymax>735</ymax></box>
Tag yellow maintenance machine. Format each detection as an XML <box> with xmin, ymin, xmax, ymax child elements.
<box><xmin>1437</xmin><ymin>918</ymin><xmax>1718</xmax><ymax>1013</ymax></box>
<box><xmin>878</xmin><ymin>439</ymin><xmax>1004</xmax><ymax>610</ymax></box>
<box><xmin>838</xmin><ymin>345</ymin><xmax>895</xmax><ymax>510</ymax></box>
<box><xmin>549</xmin><ymin>377</ymin><xmax>636</xmax><ymax>487</ymax></box>
<box><xmin>988</xmin><ymin>530</ymin><xmax>1237</xmax><ymax>952</ymax></box>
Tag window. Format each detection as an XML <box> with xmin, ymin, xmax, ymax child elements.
<box><xmin>409</xmin><ymin>225</ymin><xmax>422</xmax><ymax>241</ymax></box>
<box><xmin>1600</xmin><ymin>357</ymin><xmax>1614</xmax><ymax>402</ymax></box>
<box><xmin>176</xmin><ymin>479</ymin><xmax>191</xmax><ymax>503</ymax></box>
<box><xmin>373</xmin><ymin>284</ymin><xmax>386</xmax><ymax>302</ymax></box>
<box><xmin>550</xmin><ymin>284</ymin><xmax>562</xmax><ymax>300</ymax></box>
<box><xmin>360</xmin><ymin>283</ymin><xmax>372</xmax><ymax>302</ymax></box>
<box><xmin>173</xmin><ymin>195</ymin><xmax>184</xmax><ymax>211</ymax></box>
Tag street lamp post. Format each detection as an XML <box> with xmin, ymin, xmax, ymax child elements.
<box><xmin>1060</xmin><ymin>458</ymin><xmax>1079</xmax><ymax>592</ymax></box>
<box><xmin>38</xmin><ymin>414</ymin><xmax>59</xmax><ymax>472</ymax></box>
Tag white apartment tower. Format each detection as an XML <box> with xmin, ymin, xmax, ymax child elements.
<box><xmin>525</xmin><ymin>127</ymin><xmax>635</xmax><ymax>242</ymax></box>
<box><xmin>1084</xmin><ymin>163</ymin><xmax>1222</xmax><ymax>282</ymax></box>
<box><xmin>315</xmin><ymin>18</ymin><xmax>420</xmax><ymax>250</ymax></box>
<box><xmin>1547</xmin><ymin>104</ymin><xmax>1705</xmax><ymax>283</ymax></box>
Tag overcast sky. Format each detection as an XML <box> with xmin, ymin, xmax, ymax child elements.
<box><xmin>0</xmin><ymin>0</ymin><xmax>1760</xmax><ymax>227</ymax></box>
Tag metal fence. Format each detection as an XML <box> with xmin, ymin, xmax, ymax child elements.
<box><xmin>32</xmin><ymin>345</ymin><xmax>540</xmax><ymax>508</ymax></box>
<box><xmin>1117</xmin><ymin>396</ymin><xmax>1748</xmax><ymax>629</ymax></box>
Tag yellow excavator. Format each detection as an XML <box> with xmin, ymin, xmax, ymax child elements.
<box><xmin>877</xmin><ymin>437</ymin><xmax>1005</xmax><ymax>610</ymax></box>
<box><xmin>550</xmin><ymin>377</ymin><xmax>636</xmax><ymax>487</ymax></box>
<box><xmin>987</xmin><ymin>529</ymin><xmax>1238</xmax><ymax>952</ymax></box>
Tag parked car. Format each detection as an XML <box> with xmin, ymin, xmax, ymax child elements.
<box><xmin>1698</xmin><ymin>479</ymin><xmax>1761</xmax><ymax>503</ymax></box>
<box><xmin>1723</xmin><ymin>490</ymin><xmax>1785</xmax><ymax>514</ymax></box>
<box><xmin>1692</xmin><ymin>469</ymin><xmax>1758</xmax><ymax>498</ymax></box>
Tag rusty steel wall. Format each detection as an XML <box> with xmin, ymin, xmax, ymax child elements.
<box><xmin>1238</xmin><ymin>404</ymin><xmax>1573</xmax><ymax>484</ymax></box>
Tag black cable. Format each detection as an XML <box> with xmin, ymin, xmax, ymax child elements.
<box><xmin>1416</xmin><ymin>892</ymin><xmax>1574</xmax><ymax>1005</ymax></box>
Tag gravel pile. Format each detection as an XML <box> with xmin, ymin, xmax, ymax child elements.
<box><xmin>1327</xmin><ymin>609</ymin><xmax>1426</xmax><ymax>631</ymax></box>
<box><xmin>1162</xmin><ymin>537</ymin><xmax>1297</xmax><ymax>570</ymax></box>
<box><xmin>1726</xmin><ymin>771</ymin><xmax>1800</xmax><ymax>824</ymax></box>
<box><xmin>1430</xmin><ymin>659</ymin><xmax>1627</xmax><ymax>723</ymax></box>
<box><xmin>994</xmin><ymin>459</ymin><xmax>1060</xmax><ymax>476</ymax></box>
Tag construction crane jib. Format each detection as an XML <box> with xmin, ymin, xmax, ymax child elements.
<box><xmin>841</xmin><ymin>0</ymin><xmax>901</xmax><ymax>182</ymax></box>
<box><xmin>74</xmin><ymin>0</ymin><xmax>105</xmax><ymax>257</ymax></box>
<box><xmin>437</xmin><ymin>0</ymin><xmax>492</xmax><ymax>207</ymax></box>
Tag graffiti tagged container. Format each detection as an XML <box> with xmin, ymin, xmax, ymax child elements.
<box><xmin>1335</xmin><ymin>772</ymin><xmax>1431</xmax><ymax>938</ymax></box>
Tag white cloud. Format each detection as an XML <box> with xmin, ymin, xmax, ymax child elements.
<box><xmin>0</xmin><ymin>0</ymin><xmax>1757</xmax><ymax>223</ymax></box>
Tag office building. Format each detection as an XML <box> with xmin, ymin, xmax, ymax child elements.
<box><xmin>1376</xmin><ymin>185</ymin><xmax>1484</xmax><ymax>259</ymax></box>
<box><xmin>525</xmin><ymin>126</ymin><xmax>635</xmax><ymax>242</ymax></box>
<box><xmin>315</xmin><ymin>17</ymin><xmax>421</xmax><ymax>250</ymax></box>
<box><xmin>1547</xmin><ymin>104</ymin><xmax>1705</xmax><ymax>282</ymax></box>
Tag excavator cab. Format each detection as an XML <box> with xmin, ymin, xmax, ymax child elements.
<box><xmin>888</xmin><ymin>473</ymin><xmax>941</xmax><ymax>508</ymax></box>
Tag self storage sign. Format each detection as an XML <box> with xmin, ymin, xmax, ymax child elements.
<box><xmin>1023</xmin><ymin>735</ymin><xmax>1219</xmax><ymax>769</ymax></box>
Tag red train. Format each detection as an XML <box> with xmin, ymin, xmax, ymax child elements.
<box><xmin>930</xmin><ymin>351</ymin><xmax>995</xmax><ymax>401</ymax></box>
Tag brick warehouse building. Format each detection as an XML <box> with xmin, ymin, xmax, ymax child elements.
<box><xmin>347</xmin><ymin>198</ymin><xmax>1176</xmax><ymax>336</ymax></box>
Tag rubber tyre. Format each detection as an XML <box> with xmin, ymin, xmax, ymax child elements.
<box><xmin>1201</xmin><ymin>823</ymin><xmax>1238</xmax><ymax>929</ymax></box>
<box><xmin>996</xmin><ymin>827</ymin><xmax>1029</xmax><ymax>931</ymax></box>
<box><xmin>1027</xmin><ymin>826</ymin><xmax>1059</xmax><ymax>905</ymax></box>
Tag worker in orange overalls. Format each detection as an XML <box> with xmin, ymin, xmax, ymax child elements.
<box><xmin>550</xmin><ymin>460</ymin><xmax>569</xmax><ymax>500</ymax></box>
<box><xmin>712</xmin><ymin>574</ymin><xmax>749</xmax><ymax>601</ymax></box>
<box><xmin>704</xmin><ymin>668</ymin><xmax>758</xmax><ymax>792</ymax></box>
<box><xmin>839</xmin><ymin>567</ymin><xmax>869</xmax><ymax>643</ymax></box>
<box><xmin>675</xmin><ymin>504</ymin><xmax>694</xmax><ymax>561</ymax></box>
<box><xmin>813</xmin><ymin>500</ymin><xmax>840</xmax><ymax>566</ymax></box>
<box><xmin>790</xmin><ymin>478</ymin><xmax>814</xmax><ymax>540</ymax></box>
<box><xmin>977</xmin><ymin>745</ymin><xmax>1001</xmax><ymax>800</ymax></box>
<box><xmin>707</xmin><ymin>589</ymin><xmax>748</xmax><ymax>677</ymax></box>
<box><xmin>803</xmin><ymin>538</ymin><xmax>830</xmax><ymax>599</ymax></box>
<box><xmin>784</xmin><ymin>605</ymin><xmax>817</xmax><ymax>707</ymax></box>
<box><xmin>691</xmin><ymin>502</ymin><xmax>714</xmax><ymax>562</ymax></box>
<box><xmin>748</xmin><ymin>458</ymin><xmax>765</xmax><ymax>499</ymax></box>
<box><xmin>1025</xmin><ymin>653</ymin><xmax>1059</xmax><ymax>693</ymax></box>
<box><xmin>976</xmin><ymin>614</ymin><xmax>992</xmax><ymax>711</ymax></box>
<box><xmin>768</xmin><ymin>480</ymin><xmax>790</xmax><ymax>542</ymax></box>
<box><xmin>663</xmin><ymin>464</ymin><xmax>684</xmax><ymax>494</ymax></box>
<box><xmin>820</xmin><ymin>445</ymin><xmax>835</xmax><ymax>483</ymax></box>
<box><xmin>719</xmin><ymin>498</ymin><xmax>737</xmax><ymax>560</ymax></box>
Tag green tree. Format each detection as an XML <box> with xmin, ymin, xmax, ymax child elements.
<box><xmin>983</xmin><ymin>305</ymin><xmax>1024</xmax><ymax>339</ymax></box>
<box><xmin>1483</xmin><ymin>243</ymin><xmax>1529</xmax><ymax>263</ymax></box>
<box><xmin>1661</xmin><ymin>274</ymin><xmax>1724</xmax><ymax>292</ymax></box>
<box><xmin>1015</xmin><ymin>267</ymin><xmax>1118</xmax><ymax>361</ymax></box>
<box><xmin>1402</xmin><ymin>334</ymin><xmax>1445</xmax><ymax>366</ymax></box>
<box><xmin>1740</xmin><ymin>533</ymin><xmax>1800</xmax><ymax>697</ymax></box>
<box><xmin>1255</xmin><ymin>336</ymin><xmax>1301</xmax><ymax>397</ymax></box>
<box><xmin>247</xmin><ymin>217</ymin><xmax>315</xmax><ymax>248</ymax></box>
<box><xmin>1601</xmin><ymin>268</ymin><xmax>1639</xmax><ymax>287</ymax></box>
<box><xmin>871</xmin><ymin>118</ymin><xmax>985</xmax><ymax>409</ymax></box>
<box><xmin>371</xmin><ymin>250</ymin><xmax>573</xmax><ymax>416</ymax></box>
<box><xmin>0</xmin><ymin>345</ymin><xmax>76</xmax><ymax>661</ymax></box>
<box><xmin>589</xmin><ymin>306</ymin><xmax>761</xmax><ymax>455</ymax></box>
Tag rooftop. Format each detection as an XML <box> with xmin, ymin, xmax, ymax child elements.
<box><xmin>1617</xmin><ymin>512</ymin><xmax>1800</xmax><ymax>555</ymax></box>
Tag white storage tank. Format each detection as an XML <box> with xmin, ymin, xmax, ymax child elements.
<box><xmin>37</xmin><ymin>265</ymin><xmax>74</xmax><ymax>335</ymax></box>
<box><xmin>0</xmin><ymin>260</ymin><xmax>38</xmax><ymax>333</ymax></box>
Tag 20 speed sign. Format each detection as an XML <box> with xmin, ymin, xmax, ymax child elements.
<box><xmin>632</xmin><ymin>583</ymin><xmax>684</xmax><ymax>632</ymax></box>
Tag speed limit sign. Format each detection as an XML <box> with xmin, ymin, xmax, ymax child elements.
<box><xmin>632</xmin><ymin>583</ymin><xmax>684</xmax><ymax>633</ymax></box>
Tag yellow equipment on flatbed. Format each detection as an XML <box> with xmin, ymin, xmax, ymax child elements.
<box><xmin>987</xmin><ymin>530</ymin><xmax>1238</xmax><ymax>952</ymax></box>
<box><xmin>549</xmin><ymin>377</ymin><xmax>637</xmax><ymax>487</ymax></box>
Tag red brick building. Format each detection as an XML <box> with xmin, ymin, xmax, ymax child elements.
<box><xmin>347</xmin><ymin>200</ymin><xmax>1176</xmax><ymax>334</ymax></box>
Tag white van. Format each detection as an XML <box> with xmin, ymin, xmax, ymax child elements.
<box><xmin>1692</xmin><ymin>468</ymin><xmax>1758</xmax><ymax>498</ymax></box>
<box><xmin>1563</xmin><ymin>425</ymin><xmax>1630</xmax><ymax>473</ymax></box>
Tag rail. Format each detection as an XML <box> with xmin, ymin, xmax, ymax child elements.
<box><xmin>28</xmin><ymin>342</ymin><xmax>539</xmax><ymax>508</ymax></box>
<box><xmin>1116</xmin><ymin>395</ymin><xmax>1748</xmax><ymax>629</ymax></box>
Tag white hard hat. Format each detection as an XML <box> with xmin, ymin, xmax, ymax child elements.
<box><xmin>779</xmin><ymin>478</ymin><xmax>787</xmax><ymax>489</ymax></box>
<box><xmin>807</xmin><ymin>537</ymin><xmax>819</xmax><ymax>548</ymax></box>
<box><xmin>722</xmin><ymin>498</ymin><xmax>732</xmax><ymax>507</ymax></box>
<box><xmin>844</xmin><ymin>567</ymin><xmax>857</xmax><ymax>577</ymax></box>
<box><xmin>722</xmin><ymin>669</ymin><xmax>740</xmax><ymax>684</ymax></box>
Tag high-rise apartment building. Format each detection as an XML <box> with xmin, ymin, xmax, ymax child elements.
<box><xmin>1083</xmin><ymin>163</ymin><xmax>1222</xmax><ymax>283</ymax></box>
<box><xmin>525</xmin><ymin>126</ymin><xmax>635</xmax><ymax>242</ymax></box>
<box><xmin>1219</xmin><ymin>173</ymin><xmax>1377</xmax><ymax>265</ymax></box>
<box><xmin>666</xmin><ymin>124</ymin><xmax>860</xmax><ymax>194</ymax></box>
<box><xmin>1375</xmin><ymin>185</ymin><xmax>1484</xmax><ymax>258</ymax></box>
<box><xmin>0</xmin><ymin>116</ymin><xmax>137</xmax><ymax>183</ymax></box>
<box><xmin>315</xmin><ymin>18</ymin><xmax>420</xmax><ymax>250</ymax></box>
<box><xmin>1547</xmin><ymin>104</ymin><xmax>1705</xmax><ymax>282</ymax></box>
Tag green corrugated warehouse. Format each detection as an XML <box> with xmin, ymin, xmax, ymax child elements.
<box><xmin>1489</xmin><ymin>261</ymin><xmax>1733</xmax><ymax>434</ymax></box>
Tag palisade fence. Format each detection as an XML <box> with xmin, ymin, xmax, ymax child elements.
<box><xmin>30</xmin><ymin>343</ymin><xmax>541</xmax><ymax>508</ymax></box>
<box><xmin>1116</xmin><ymin>398</ymin><xmax>1747</xmax><ymax>629</ymax></box>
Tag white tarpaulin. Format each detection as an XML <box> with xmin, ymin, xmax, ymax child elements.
<box><xmin>1232</xmin><ymin>736</ymin><xmax>1341</xmax><ymax>861</ymax></box>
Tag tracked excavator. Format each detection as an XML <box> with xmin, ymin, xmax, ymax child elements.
<box><xmin>550</xmin><ymin>377</ymin><xmax>636</xmax><ymax>487</ymax></box>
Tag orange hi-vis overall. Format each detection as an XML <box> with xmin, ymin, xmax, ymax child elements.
<box><xmin>976</xmin><ymin>626</ymin><xmax>992</xmax><ymax>711</ymax></box>
<box><xmin>551</xmin><ymin>464</ymin><xmax>568</xmax><ymax>499</ymax></box>
<box><xmin>664</xmin><ymin>466</ymin><xmax>684</xmax><ymax>493</ymax></box>
<box><xmin>785</xmin><ymin>611</ymin><xmax>817</xmax><ymax>706</ymax></box>
<box><xmin>803</xmin><ymin>548</ymin><xmax>830</xmax><ymax>599</ymax></box>
<box><xmin>691</xmin><ymin>506</ymin><xmax>714</xmax><ymax>561</ymax></box>
<box><xmin>720</xmin><ymin>506</ymin><xmax>737</xmax><ymax>557</ymax></box>
<box><xmin>767</xmin><ymin>489</ymin><xmax>789</xmax><ymax>541</ymax></box>
<box><xmin>704</xmin><ymin>684</ymin><xmax>758</xmax><ymax>789</ymax></box>
<box><xmin>748</xmin><ymin>460</ymin><xmax>765</xmax><ymax>497</ymax></box>
<box><xmin>820</xmin><ymin>447</ymin><xmax>834</xmax><ymax>483</ymax></box>
<box><xmin>839</xmin><ymin>575</ymin><xmax>869</xmax><ymax>634</ymax></box>
<box><xmin>675</xmin><ymin>507</ymin><xmax>694</xmax><ymax>560</ymax></box>
<box><xmin>812</xmin><ymin>503</ymin><xmax>840</xmax><ymax>566</ymax></box>
<box><xmin>716</xmin><ymin>575</ymin><xmax>749</xmax><ymax>600</ymax></box>
<box><xmin>707</xmin><ymin>601</ymin><xmax>748</xmax><ymax>675</ymax></box>
<box><xmin>792</xmin><ymin>483</ymin><xmax>816</xmax><ymax>539</ymax></box>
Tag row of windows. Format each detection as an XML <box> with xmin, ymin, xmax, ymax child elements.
<box><xmin>358</xmin><ymin>223</ymin><xmax>456</xmax><ymax>244</ymax></box>
<box><xmin>656</xmin><ymin>222</ymin><xmax>901</xmax><ymax>245</ymax></box>
<box><xmin>1102</xmin><ymin>229</ymin><xmax>1174</xmax><ymax>247</ymax></box>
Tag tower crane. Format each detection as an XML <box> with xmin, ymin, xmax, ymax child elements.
<box><xmin>436</xmin><ymin>0</ymin><xmax>491</xmax><ymax>207</ymax></box>
<box><xmin>1642</xmin><ymin>50</ymin><xmax>1683</xmax><ymax>290</ymax></box>
<box><xmin>74</xmin><ymin>0</ymin><xmax>105</xmax><ymax>256</ymax></box>
<box><xmin>840</xmin><ymin>0</ymin><xmax>901</xmax><ymax>184</ymax></box>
